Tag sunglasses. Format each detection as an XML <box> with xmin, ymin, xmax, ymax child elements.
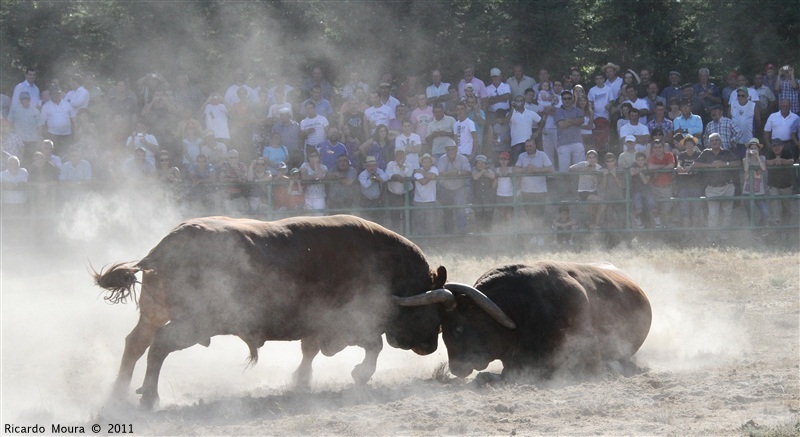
<box><xmin>737</xmin><ymin>94</ymin><xmax>747</xmax><ymax>97</ymax></box>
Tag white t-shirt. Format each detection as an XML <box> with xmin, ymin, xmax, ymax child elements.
<box><xmin>495</xmin><ymin>167</ymin><xmax>514</xmax><ymax>197</ymax></box>
<box><xmin>453</xmin><ymin>117</ymin><xmax>477</xmax><ymax>156</ymax></box>
<box><xmin>395</xmin><ymin>133</ymin><xmax>422</xmax><ymax>169</ymax></box>
<box><xmin>364</xmin><ymin>105</ymin><xmax>394</xmax><ymax>132</ymax></box>
<box><xmin>510</xmin><ymin>109</ymin><xmax>542</xmax><ymax>145</ymax></box>
<box><xmin>515</xmin><ymin>151</ymin><xmax>552</xmax><ymax>193</ymax></box>
<box><xmin>624</xmin><ymin>98</ymin><xmax>651</xmax><ymax>124</ymax></box>
<box><xmin>40</xmin><ymin>100</ymin><xmax>73</xmax><ymax>135</ymax></box>
<box><xmin>728</xmin><ymin>88</ymin><xmax>760</xmax><ymax>106</ymax></box>
<box><xmin>300</xmin><ymin>115</ymin><xmax>329</xmax><ymax>147</ymax></box>
<box><xmin>410</xmin><ymin>106</ymin><xmax>434</xmax><ymax>139</ymax></box>
<box><xmin>730</xmin><ymin>100</ymin><xmax>756</xmax><ymax>142</ymax></box>
<box><xmin>486</xmin><ymin>82</ymin><xmax>512</xmax><ymax>112</ymax></box>
<box><xmin>764</xmin><ymin>111</ymin><xmax>800</xmax><ymax>141</ymax></box>
<box><xmin>413</xmin><ymin>166</ymin><xmax>439</xmax><ymax>202</ymax></box>
<box><xmin>204</xmin><ymin>103</ymin><xmax>230</xmax><ymax>139</ymax></box>
<box><xmin>588</xmin><ymin>85</ymin><xmax>614</xmax><ymax>120</ymax></box>
<box><xmin>619</xmin><ymin>122</ymin><xmax>650</xmax><ymax>150</ymax></box>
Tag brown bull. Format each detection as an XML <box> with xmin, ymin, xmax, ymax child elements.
<box><xmin>93</xmin><ymin>215</ymin><xmax>449</xmax><ymax>409</ymax></box>
<box><xmin>397</xmin><ymin>262</ymin><xmax>652</xmax><ymax>379</ymax></box>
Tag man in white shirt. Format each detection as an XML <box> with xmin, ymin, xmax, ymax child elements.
<box><xmin>763</xmin><ymin>99</ymin><xmax>800</xmax><ymax>150</ymax></box>
<box><xmin>395</xmin><ymin>120</ymin><xmax>422</xmax><ymax>169</ymax></box>
<box><xmin>623</xmin><ymin>85</ymin><xmax>651</xmax><ymax>124</ymax></box>
<box><xmin>453</xmin><ymin>103</ymin><xmax>478</xmax><ymax>159</ymax></box>
<box><xmin>364</xmin><ymin>92</ymin><xmax>394</xmax><ymax>135</ymax></box>
<box><xmin>11</xmin><ymin>67</ymin><xmax>40</xmax><ymax>109</ymax></box>
<box><xmin>39</xmin><ymin>86</ymin><xmax>74</xmax><ymax>155</ymax></box>
<box><xmin>485</xmin><ymin>68</ymin><xmax>511</xmax><ymax>124</ymax></box>
<box><xmin>64</xmin><ymin>73</ymin><xmax>90</xmax><ymax>116</ymax></box>
<box><xmin>506</xmin><ymin>65</ymin><xmax>536</xmax><ymax>99</ymax></box>
<box><xmin>602</xmin><ymin>62</ymin><xmax>623</xmax><ymax>97</ymax></box>
<box><xmin>509</xmin><ymin>95</ymin><xmax>542</xmax><ymax>163</ymax></box>
<box><xmin>223</xmin><ymin>68</ymin><xmax>257</xmax><ymax>106</ymax></box>
<box><xmin>619</xmin><ymin>108</ymin><xmax>651</xmax><ymax>154</ymax></box>
<box><xmin>426</xmin><ymin>70</ymin><xmax>450</xmax><ymax>107</ymax></box>
<box><xmin>513</xmin><ymin>139</ymin><xmax>553</xmax><ymax>232</ymax></box>
<box><xmin>300</xmin><ymin>101</ymin><xmax>329</xmax><ymax>159</ymax></box>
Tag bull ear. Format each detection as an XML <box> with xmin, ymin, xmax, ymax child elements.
<box><xmin>432</xmin><ymin>265</ymin><xmax>447</xmax><ymax>289</ymax></box>
<box><xmin>393</xmin><ymin>289</ymin><xmax>456</xmax><ymax>311</ymax></box>
<box><xmin>444</xmin><ymin>283</ymin><xmax>517</xmax><ymax>329</ymax></box>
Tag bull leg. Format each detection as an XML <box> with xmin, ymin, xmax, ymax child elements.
<box><xmin>292</xmin><ymin>337</ymin><xmax>320</xmax><ymax>389</ymax></box>
<box><xmin>112</xmin><ymin>276</ymin><xmax>169</xmax><ymax>399</ymax></box>
<box><xmin>351</xmin><ymin>336</ymin><xmax>383</xmax><ymax>384</ymax></box>
<box><xmin>139</xmin><ymin>321</ymin><xmax>204</xmax><ymax>410</ymax></box>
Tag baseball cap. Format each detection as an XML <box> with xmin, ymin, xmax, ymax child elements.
<box><xmin>625</xmin><ymin>135</ymin><xmax>636</xmax><ymax>143</ymax></box>
<box><xmin>490</xmin><ymin>68</ymin><xmax>501</xmax><ymax>77</ymax></box>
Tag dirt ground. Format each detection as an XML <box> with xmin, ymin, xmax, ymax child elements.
<box><xmin>2</xmin><ymin>226</ymin><xmax>798</xmax><ymax>435</ymax></box>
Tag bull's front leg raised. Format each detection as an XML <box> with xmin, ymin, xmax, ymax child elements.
<box><xmin>352</xmin><ymin>336</ymin><xmax>383</xmax><ymax>384</ymax></box>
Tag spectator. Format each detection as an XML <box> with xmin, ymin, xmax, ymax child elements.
<box><xmin>554</xmin><ymin>90</ymin><xmax>585</xmax><ymax>172</ymax></box>
<box><xmin>385</xmin><ymin>148</ymin><xmax>415</xmax><ymax>231</ymax></box>
<box><xmin>39</xmin><ymin>139</ymin><xmax>62</xmax><ymax>170</ymax></box>
<box><xmin>217</xmin><ymin>149</ymin><xmax>248</xmax><ymax>213</ymax></box>
<box><xmin>125</xmin><ymin>119</ymin><xmax>159</xmax><ymax>164</ymax></box>
<box><xmin>693</xmin><ymin>68</ymin><xmax>723</xmax><ymax>118</ymax></box>
<box><xmin>261</xmin><ymin>132</ymin><xmax>290</xmax><ymax>175</ymax></box>
<box><xmin>299</xmin><ymin>149</ymin><xmax>327</xmax><ymax>215</ymax></box>
<box><xmin>359</xmin><ymin>124</ymin><xmax>391</xmax><ymax>170</ymax></box>
<box><xmin>577</xmin><ymin>95</ymin><xmax>594</xmax><ymax>153</ymax></box>
<box><xmin>464</xmin><ymin>95</ymin><xmax>486</xmax><ymax>155</ymax></box>
<box><xmin>64</xmin><ymin>73</ymin><xmax>90</xmax><ymax>115</ymax></box>
<box><xmin>59</xmin><ymin>147</ymin><xmax>92</xmax><ymax>183</ymax></box>
<box><xmin>7</xmin><ymin>91</ymin><xmax>41</xmax><ymax>162</ymax></box>
<box><xmin>727</xmin><ymin>75</ymin><xmax>760</xmax><ymax>107</ymax></box>
<box><xmin>39</xmin><ymin>85</ymin><xmax>74</xmax><ymax>155</ymax></box>
<box><xmin>672</xmin><ymin>98</ymin><xmax>704</xmax><ymax>140</ymax></box>
<box><xmin>364</xmin><ymin>92</ymin><xmax>393</xmax><ymax>136</ymax></box>
<box><xmin>509</xmin><ymin>95</ymin><xmax>542</xmax><ymax>164</ymax></box>
<box><xmin>412</xmin><ymin>153</ymin><xmax>440</xmax><ymax>235</ymax></box>
<box><xmin>0</xmin><ymin>155</ymin><xmax>29</xmax><ymax>215</ymax></box>
<box><xmin>267</xmin><ymin>85</ymin><xmax>294</xmax><ymax>123</ymax></box>
<box><xmin>676</xmin><ymin>135</ymin><xmax>705</xmax><ymax>241</ymax></box>
<box><xmin>599</xmin><ymin>152</ymin><xmax>624</xmax><ymax>229</ymax></box>
<box><xmin>395</xmin><ymin>119</ymin><xmax>422</xmax><ymax>169</ymax></box>
<box><xmin>627</xmin><ymin>151</ymin><xmax>657</xmax><ymax>228</ymax></box>
<box><xmin>458</xmin><ymin>64</ymin><xmax>487</xmax><ymax>102</ymax></box>
<box><xmin>623</xmin><ymin>83</ymin><xmax>650</xmax><ymax>124</ymax></box>
<box><xmin>200</xmin><ymin>129</ymin><xmax>228</xmax><ymax>167</ymax></box>
<box><xmin>753</xmin><ymin>73</ymin><xmax>777</xmax><ymax>130</ymax></box>
<box><xmin>426</xmin><ymin>70</ymin><xmax>450</xmax><ymax>107</ymax></box>
<box><xmin>704</xmin><ymin>105</ymin><xmax>742</xmax><ymax>156</ymax></box>
<box><xmin>647</xmin><ymin>101</ymin><xmax>674</xmax><ymax>146</ymax></box>
<box><xmin>410</xmin><ymin>94</ymin><xmax>434</xmax><ymax>143</ymax></box>
<box><xmin>729</xmin><ymin>87</ymin><xmax>760</xmax><ymax>156</ymax></box>
<box><xmin>317</xmin><ymin>126</ymin><xmax>348</xmax><ymax>170</ymax></box>
<box><xmin>493</xmin><ymin>151</ymin><xmax>514</xmax><ymax>227</ymax></box>
<box><xmin>186</xmin><ymin>153</ymin><xmax>216</xmax><ymax>210</ymax></box>
<box><xmin>552</xmin><ymin>205</ymin><xmax>578</xmax><ymax>245</ymax></box>
<box><xmin>27</xmin><ymin>151</ymin><xmax>59</xmax><ymax>214</ymax></box>
<box><xmin>763</xmin><ymin>99</ymin><xmax>800</xmax><ymax>160</ymax></box>
<box><xmin>180</xmin><ymin>119</ymin><xmax>203</xmax><ymax>168</ymax></box>
<box><xmin>172</xmin><ymin>73</ymin><xmax>205</xmax><ymax>120</ymax></box>
<box><xmin>569</xmin><ymin>150</ymin><xmax>605</xmax><ymax>230</ymax></box>
<box><xmin>342</xmin><ymin>70</ymin><xmax>370</xmax><ymax>102</ymax></box>
<box><xmin>378</xmin><ymin>82</ymin><xmax>400</xmax><ymax>113</ymax></box>
<box><xmin>588</xmin><ymin>71</ymin><xmax>614</xmax><ymax>154</ymax></box>
<box><xmin>326</xmin><ymin>154</ymin><xmax>358</xmax><ymax>212</ymax></box>
<box><xmin>741</xmin><ymin>138</ymin><xmax>769</xmax><ymax>227</ymax></box>
<box><xmin>121</xmin><ymin>146</ymin><xmax>156</xmax><ymax>182</ymax></box>
<box><xmin>453</xmin><ymin>102</ymin><xmax>478</xmax><ymax>160</ymax></box>
<box><xmin>513</xmin><ymin>139</ymin><xmax>554</xmax><ymax>237</ymax></box>
<box><xmin>302</xmin><ymin>66</ymin><xmax>333</xmax><ymax>101</ymax></box>
<box><xmin>644</xmin><ymin>82</ymin><xmax>666</xmax><ymax>115</ymax></box>
<box><xmin>690</xmin><ymin>133</ymin><xmax>740</xmax><ymax>244</ymax></box>
<box><xmin>471</xmin><ymin>155</ymin><xmax>496</xmax><ymax>232</ymax></box>
<box><xmin>299</xmin><ymin>100</ymin><xmax>329</xmax><ymax>159</ymax></box>
<box><xmin>490</xmin><ymin>109</ymin><xmax>511</xmax><ymax>164</ymax></box>
<box><xmin>646</xmin><ymin>140</ymin><xmax>676</xmax><ymax>228</ymax></box>
<box><xmin>617</xmin><ymin>135</ymin><xmax>638</xmax><ymax>169</ymax></box>
<box><xmin>203</xmin><ymin>94</ymin><xmax>230</xmax><ymax>143</ymax></box>
<box><xmin>660</xmin><ymin>71</ymin><xmax>683</xmax><ymax>107</ymax></box>
<box><xmin>246</xmin><ymin>157</ymin><xmax>272</xmax><ymax>213</ymax></box>
<box><xmin>436</xmin><ymin>141</ymin><xmax>471</xmax><ymax>234</ymax></box>
<box><xmin>506</xmin><ymin>65</ymin><xmax>536</xmax><ymax>100</ymax></box>
<box><xmin>486</xmin><ymin>68</ymin><xmax>511</xmax><ymax>123</ymax></box>
<box><xmin>358</xmin><ymin>155</ymin><xmax>388</xmax><ymax>223</ymax></box>
<box><xmin>11</xmin><ymin>67</ymin><xmax>40</xmax><ymax>109</ymax></box>
<box><xmin>271</xmin><ymin>108</ymin><xmax>302</xmax><ymax>166</ymax></box>
<box><xmin>228</xmin><ymin>87</ymin><xmax>256</xmax><ymax>162</ymax></box>
<box><xmin>300</xmin><ymin>85</ymin><xmax>334</xmax><ymax>120</ymax></box>
<box><xmin>764</xmin><ymin>140</ymin><xmax>796</xmax><ymax>227</ymax></box>
<box><xmin>339</xmin><ymin>97</ymin><xmax>366</xmax><ymax>144</ymax></box>
<box><xmin>602</xmin><ymin>62</ymin><xmax>623</xmax><ymax>97</ymax></box>
<box><xmin>774</xmin><ymin>65</ymin><xmax>798</xmax><ymax>114</ymax></box>
<box><xmin>155</xmin><ymin>149</ymin><xmax>182</xmax><ymax>188</ymax></box>
<box><xmin>223</xmin><ymin>68</ymin><xmax>257</xmax><ymax>107</ymax></box>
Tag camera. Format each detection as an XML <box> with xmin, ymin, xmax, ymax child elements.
<box><xmin>782</xmin><ymin>65</ymin><xmax>790</xmax><ymax>71</ymax></box>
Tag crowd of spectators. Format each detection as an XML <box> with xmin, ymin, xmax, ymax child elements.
<box><xmin>1</xmin><ymin>61</ymin><xmax>798</xmax><ymax>243</ymax></box>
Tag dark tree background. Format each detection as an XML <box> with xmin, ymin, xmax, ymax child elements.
<box><xmin>2</xmin><ymin>0</ymin><xmax>798</xmax><ymax>92</ymax></box>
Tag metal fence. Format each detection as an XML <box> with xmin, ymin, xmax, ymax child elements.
<box><xmin>2</xmin><ymin>165</ymin><xmax>799</xmax><ymax>246</ymax></box>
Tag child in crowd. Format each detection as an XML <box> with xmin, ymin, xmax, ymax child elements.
<box><xmin>493</xmin><ymin>151</ymin><xmax>514</xmax><ymax>226</ymax></box>
<box><xmin>552</xmin><ymin>205</ymin><xmax>577</xmax><ymax>245</ymax></box>
<box><xmin>491</xmin><ymin>109</ymin><xmax>511</xmax><ymax>163</ymax></box>
<box><xmin>630</xmin><ymin>151</ymin><xmax>657</xmax><ymax>228</ymax></box>
<box><xmin>742</xmin><ymin>138</ymin><xmax>769</xmax><ymax>226</ymax></box>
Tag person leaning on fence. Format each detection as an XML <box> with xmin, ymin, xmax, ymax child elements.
<box><xmin>676</xmin><ymin>135</ymin><xmax>705</xmax><ymax>239</ymax></box>
<box><xmin>471</xmin><ymin>155</ymin><xmax>496</xmax><ymax>233</ymax></box>
<box><xmin>568</xmin><ymin>149</ymin><xmax>605</xmax><ymax>230</ymax></box>
<box><xmin>646</xmin><ymin>139</ymin><xmax>676</xmax><ymax>228</ymax></box>
<box><xmin>436</xmin><ymin>141</ymin><xmax>471</xmax><ymax>234</ymax></box>
<box><xmin>629</xmin><ymin>151</ymin><xmax>658</xmax><ymax>229</ymax></box>
<box><xmin>412</xmin><ymin>153</ymin><xmax>440</xmax><ymax>235</ymax></box>
<box><xmin>513</xmin><ymin>138</ymin><xmax>553</xmax><ymax>237</ymax></box>
<box><xmin>326</xmin><ymin>154</ymin><xmax>358</xmax><ymax>212</ymax></box>
<box><xmin>741</xmin><ymin>138</ymin><xmax>769</xmax><ymax>227</ymax></box>
<box><xmin>385</xmin><ymin>148</ymin><xmax>415</xmax><ymax>232</ymax></box>
<box><xmin>599</xmin><ymin>152</ymin><xmax>624</xmax><ymax>228</ymax></box>
<box><xmin>763</xmin><ymin>139</ymin><xmax>796</xmax><ymax>226</ymax></box>
<box><xmin>690</xmin><ymin>132</ymin><xmax>740</xmax><ymax>243</ymax></box>
<box><xmin>358</xmin><ymin>155</ymin><xmax>388</xmax><ymax>223</ymax></box>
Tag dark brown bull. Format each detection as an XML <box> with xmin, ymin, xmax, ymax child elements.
<box><xmin>396</xmin><ymin>262</ymin><xmax>652</xmax><ymax>379</ymax></box>
<box><xmin>93</xmin><ymin>215</ymin><xmax>451</xmax><ymax>409</ymax></box>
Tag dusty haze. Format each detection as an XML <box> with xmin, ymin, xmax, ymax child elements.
<box><xmin>1</xmin><ymin>196</ymin><xmax>797</xmax><ymax>434</ymax></box>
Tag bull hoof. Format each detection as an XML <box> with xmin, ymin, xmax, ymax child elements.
<box><xmin>351</xmin><ymin>363</ymin><xmax>375</xmax><ymax>385</ymax></box>
<box><xmin>139</xmin><ymin>391</ymin><xmax>159</xmax><ymax>411</ymax></box>
<box><xmin>475</xmin><ymin>372</ymin><xmax>504</xmax><ymax>387</ymax></box>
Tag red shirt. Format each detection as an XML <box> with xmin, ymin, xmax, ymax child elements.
<box><xmin>647</xmin><ymin>152</ymin><xmax>675</xmax><ymax>187</ymax></box>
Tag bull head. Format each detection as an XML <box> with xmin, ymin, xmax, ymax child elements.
<box><xmin>393</xmin><ymin>283</ymin><xmax>517</xmax><ymax>329</ymax></box>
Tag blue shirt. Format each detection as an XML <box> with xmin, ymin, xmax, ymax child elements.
<box><xmin>317</xmin><ymin>140</ymin><xmax>349</xmax><ymax>169</ymax></box>
<box><xmin>673</xmin><ymin>113</ymin><xmax>704</xmax><ymax>137</ymax></box>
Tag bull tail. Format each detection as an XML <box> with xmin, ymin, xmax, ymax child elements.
<box><xmin>91</xmin><ymin>261</ymin><xmax>142</xmax><ymax>306</ymax></box>
<box><xmin>245</xmin><ymin>343</ymin><xmax>259</xmax><ymax>367</ymax></box>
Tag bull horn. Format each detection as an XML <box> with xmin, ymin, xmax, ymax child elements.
<box><xmin>444</xmin><ymin>283</ymin><xmax>517</xmax><ymax>329</ymax></box>
<box><xmin>393</xmin><ymin>289</ymin><xmax>456</xmax><ymax>311</ymax></box>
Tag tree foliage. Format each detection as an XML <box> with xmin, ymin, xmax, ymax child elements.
<box><xmin>1</xmin><ymin>0</ymin><xmax>797</xmax><ymax>92</ymax></box>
